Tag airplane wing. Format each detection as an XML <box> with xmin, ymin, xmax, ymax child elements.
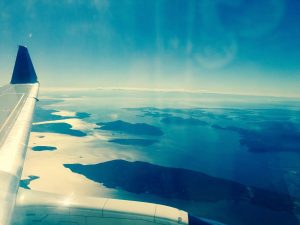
<box><xmin>0</xmin><ymin>46</ymin><xmax>39</xmax><ymax>225</ymax></box>
<box><xmin>0</xmin><ymin>46</ymin><xmax>224</xmax><ymax>225</ymax></box>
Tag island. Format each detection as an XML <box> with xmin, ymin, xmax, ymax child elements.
<box><xmin>96</xmin><ymin>120</ymin><xmax>163</xmax><ymax>136</ymax></box>
<box><xmin>32</xmin><ymin>146</ymin><xmax>57</xmax><ymax>151</ymax></box>
<box><xmin>32</xmin><ymin>122</ymin><xmax>87</xmax><ymax>137</ymax></box>
<box><xmin>64</xmin><ymin>160</ymin><xmax>295</xmax><ymax>212</ymax></box>
<box><xmin>76</xmin><ymin>112</ymin><xmax>91</xmax><ymax>119</ymax></box>
<box><xmin>33</xmin><ymin>101</ymin><xmax>90</xmax><ymax>122</ymax></box>
<box><xmin>19</xmin><ymin>175</ymin><xmax>40</xmax><ymax>190</ymax></box>
<box><xmin>212</xmin><ymin>122</ymin><xmax>300</xmax><ymax>153</ymax></box>
<box><xmin>33</xmin><ymin>107</ymin><xmax>67</xmax><ymax>122</ymax></box>
<box><xmin>127</xmin><ymin>107</ymin><xmax>218</xmax><ymax>120</ymax></box>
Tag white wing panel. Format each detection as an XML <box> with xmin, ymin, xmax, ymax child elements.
<box><xmin>0</xmin><ymin>84</ymin><xmax>39</xmax><ymax>225</ymax></box>
<box><xmin>14</xmin><ymin>189</ymin><xmax>189</xmax><ymax>225</ymax></box>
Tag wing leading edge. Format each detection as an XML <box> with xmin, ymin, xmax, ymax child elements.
<box><xmin>0</xmin><ymin>46</ymin><xmax>39</xmax><ymax>225</ymax></box>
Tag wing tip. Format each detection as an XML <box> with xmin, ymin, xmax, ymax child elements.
<box><xmin>10</xmin><ymin>45</ymin><xmax>38</xmax><ymax>84</ymax></box>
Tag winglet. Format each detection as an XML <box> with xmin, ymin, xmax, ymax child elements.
<box><xmin>10</xmin><ymin>45</ymin><xmax>38</xmax><ymax>84</ymax></box>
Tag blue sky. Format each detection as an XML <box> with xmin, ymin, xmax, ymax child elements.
<box><xmin>0</xmin><ymin>0</ymin><xmax>299</xmax><ymax>97</ymax></box>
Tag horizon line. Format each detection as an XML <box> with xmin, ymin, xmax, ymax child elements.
<box><xmin>40</xmin><ymin>86</ymin><xmax>300</xmax><ymax>100</ymax></box>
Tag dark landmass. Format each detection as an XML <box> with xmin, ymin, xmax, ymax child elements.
<box><xmin>32</xmin><ymin>122</ymin><xmax>87</xmax><ymax>137</ymax></box>
<box><xmin>76</xmin><ymin>112</ymin><xmax>91</xmax><ymax>119</ymax></box>
<box><xmin>33</xmin><ymin>107</ymin><xmax>68</xmax><ymax>122</ymax></box>
<box><xmin>96</xmin><ymin>120</ymin><xmax>163</xmax><ymax>136</ymax></box>
<box><xmin>212</xmin><ymin>122</ymin><xmax>300</xmax><ymax>153</ymax></box>
<box><xmin>32</xmin><ymin>146</ymin><xmax>57</xmax><ymax>151</ymax></box>
<box><xmin>20</xmin><ymin>175</ymin><xmax>40</xmax><ymax>190</ymax></box>
<box><xmin>136</xmin><ymin>109</ymin><xmax>173</xmax><ymax>118</ymax></box>
<box><xmin>34</xmin><ymin>107</ymin><xmax>91</xmax><ymax>122</ymax></box>
<box><xmin>127</xmin><ymin>107</ymin><xmax>300</xmax><ymax>124</ymax></box>
<box><xmin>142</xmin><ymin>111</ymin><xmax>172</xmax><ymax>118</ymax></box>
<box><xmin>161</xmin><ymin>116</ymin><xmax>208</xmax><ymax>126</ymax></box>
<box><xmin>108</xmin><ymin>138</ymin><xmax>157</xmax><ymax>146</ymax></box>
<box><xmin>126</xmin><ymin>107</ymin><xmax>219</xmax><ymax>120</ymax></box>
<box><xmin>34</xmin><ymin>98</ymin><xmax>90</xmax><ymax>122</ymax></box>
<box><xmin>64</xmin><ymin>160</ymin><xmax>296</xmax><ymax>212</ymax></box>
<box><xmin>131</xmin><ymin>107</ymin><xmax>300</xmax><ymax>153</ymax></box>
<box><xmin>230</xmin><ymin>108</ymin><xmax>300</xmax><ymax>122</ymax></box>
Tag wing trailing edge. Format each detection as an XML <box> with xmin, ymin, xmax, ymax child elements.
<box><xmin>10</xmin><ymin>46</ymin><xmax>38</xmax><ymax>84</ymax></box>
